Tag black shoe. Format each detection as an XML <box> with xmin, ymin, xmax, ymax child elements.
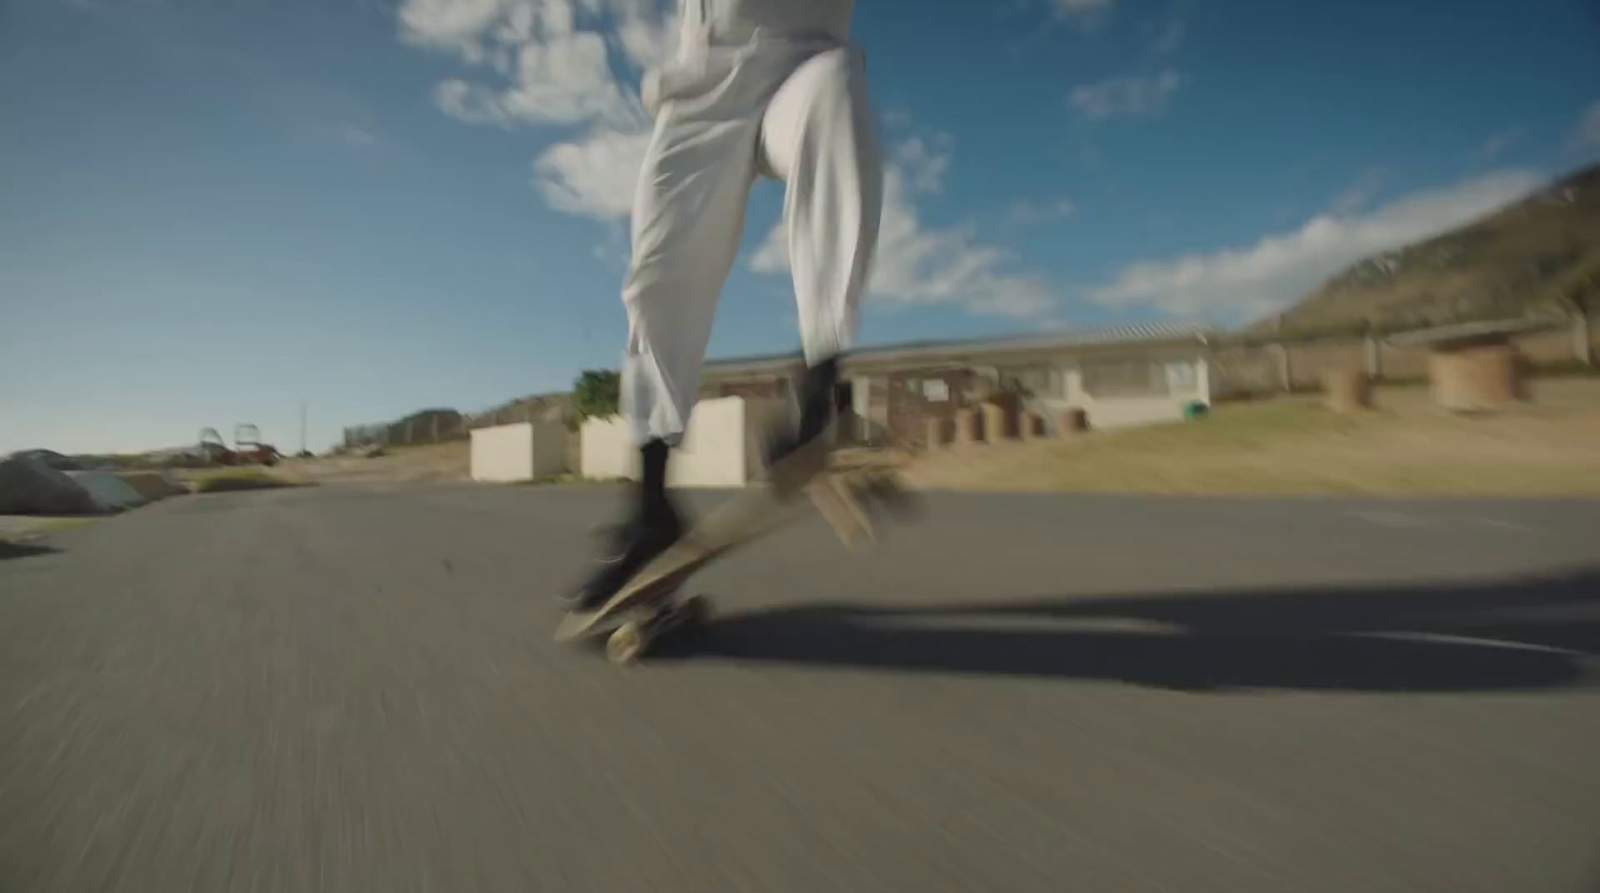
<box><xmin>764</xmin><ymin>356</ymin><xmax>840</xmax><ymax>495</ymax></box>
<box><xmin>565</xmin><ymin>501</ymin><xmax>685</xmax><ymax>613</ymax></box>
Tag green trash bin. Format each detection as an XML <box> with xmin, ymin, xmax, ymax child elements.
<box><xmin>1183</xmin><ymin>401</ymin><xmax>1209</xmax><ymax>421</ymax></box>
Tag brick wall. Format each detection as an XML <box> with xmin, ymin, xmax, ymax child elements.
<box><xmin>885</xmin><ymin>369</ymin><xmax>977</xmax><ymax>448</ymax></box>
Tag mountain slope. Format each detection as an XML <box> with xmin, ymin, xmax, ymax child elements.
<box><xmin>1252</xmin><ymin>164</ymin><xmax>1600</xmax><ymax>335</ymax></box>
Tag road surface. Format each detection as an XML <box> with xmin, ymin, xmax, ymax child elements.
<box><xmin>3</xmin><ymin>483</ymin><xmax>1598</xmax><ymax>892</ymax></box>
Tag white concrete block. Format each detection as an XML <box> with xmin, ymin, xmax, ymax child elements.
<box><xmin>578</xmin><ymin>396</ymin><xmax>787</xmax><ymax>487</ymax></box>
<box><xmin>579</xmin><ymin>415</ymin><xmax>635</xmax><ymax>481</ymax></box>
<box><xmin>470</xmin><ymin>422</ymin><xmax>566</xmax><ymax>482</ymax></box>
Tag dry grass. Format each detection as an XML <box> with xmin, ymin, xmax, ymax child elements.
<box><xmin>192</xmin><ymin>470</ymin><xmax>302</xmax><ymax>493</ymax></box>
<box><xmin>902</xmin><ymin>377</ymin><xmax>1600</xmax><ymax>497</ymax></box>
<box><xmin>0</xmin><ymin>517</ymin><xmax>100</xmax><ymax>543</ymax></box>
<box><xmin>232</xmin><ymin>441</ymin><xmax>472</xmax><ymax>486</ymax></box>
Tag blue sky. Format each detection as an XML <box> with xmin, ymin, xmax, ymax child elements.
<box><xmin>3</xmin><ymin>0</ymin><xmax>1598</xmax><ymax>454</ymax></box>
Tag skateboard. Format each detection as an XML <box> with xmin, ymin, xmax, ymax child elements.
<box><xmin>554</xmin><ymin>461</ymin><xmax>909</xmax><ymax>664</ymax></box>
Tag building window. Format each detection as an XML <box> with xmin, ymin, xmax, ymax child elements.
<box><xmin>1080</xmin><ymin>357</ymin><xmax>1170</xmax><ymax>397</ymax></box>
<box><xmin>922</xmin><ymin>379</ymin><xmax>949</xmax><ymax>402</ymax></box>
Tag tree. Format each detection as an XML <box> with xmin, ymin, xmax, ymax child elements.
<box><xmin>1552</xmin><ymin>257</ymin><xmax>1600</xmax><ymax>367</ymax></box>
<box><xmin>572</xmin><ymin>369</ymin><xmax>621</xmax><ymax>423</ymax></box>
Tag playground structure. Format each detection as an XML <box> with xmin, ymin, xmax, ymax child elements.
<box><xmin>197</xmin><ymin>425</ymin><xmax>281</xmax><ymax>467</ymax></box>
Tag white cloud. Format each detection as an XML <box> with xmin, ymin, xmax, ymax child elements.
<box><xmin>893</xmin><ymin>137</ymin><xmax>952</xmax><ymax>194</ymax></box>
<box><xmin>336</xmin><ymin>123</ymin><xmax>378</xmax><ymax>147</ymax></box>
<box><xmin>434</xmin><ymin>79</ymin><xmax>514</xmax><ymax>126</ymax></box>
<box><xmin>532</xmin><ymin>128</ymin><xmax>650</xmax><ymax>219</ymax></box>
<box><xmin>1326</xmin><ymin>168</ymin><xmax>1385</xmax><ymax>216</ymax></box>
<box><xmin>1568</xmin><ymin>102</ymin><xmax>1600</xmax><ymax>153</ymax></box>
<box><xmin>748</xmin><ymin>230</ymin><xmax>788</xmax><ymax>274</ymax></box>
<box><xmin>612</xmin><ymin>3</ymin><xmax>677</xmax><ymax>70</ymax></box>
<box><xmin>398</xmin><ymin>0</ymin><xmax>514</xmax><ymax>57</ymax></box>
<box><xmin>1475</xmin><ymin>126</ymin><xmax>1523</xmax><ymax>164</ymax></box>
<box><xmin>1088</xmin><ymin>169</ymin><xmax>1545</xmax><ymax>321</ymax></box>
<box><xmin>1069</xmin><ymin>70</ymin><xmax>1183</xmax><ymax>120</ymax></box>
<box><xmin>1151</xmin><ymin>16</ymin><xmax>1184</xmax><ymax>55</ymax></box>
<box><xmin>399</xmin><ymin>0</ymin><xmax>671</xmax><ymax>128</ymax></box>
<box><xmin>1052</xmin><ymin>0</ymin><xmax>1113</xmax><ymax>18</ymax></box>
<box><xmin>430</xmin><ymin>31</ymin><xmax>635</xmax><ymax>127</ymax></box>
<box><xmin>1008</xmin><ymin>198</ymin><xmax>1077</xmax><ymax>225</ymax></box>
<box><xmin>399</xmin><ymin>0</ymin><xmax>677</xmax><ymax>222</ymax></box>
<box><xmin>751</xmin><ymin>139</ymin><xmax>1057</xmax><ymax>319</ymax></box>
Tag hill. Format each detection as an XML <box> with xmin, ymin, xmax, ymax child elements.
<box><xmin>339</xmin><ymin>392</ymin><xmax>576</xmax><ymax>450</ymax></box>
<box><xmin>1252</xmin><ymin>163</ymin><xmax>1600</xmax><ymax>336</ymax></box>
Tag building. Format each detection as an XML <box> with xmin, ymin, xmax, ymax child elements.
<box><xmin>699</xmin><ymin>323</ymin><xmax>1217</xmax><ymax>447</ymax></box>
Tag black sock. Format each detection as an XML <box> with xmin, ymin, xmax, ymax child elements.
<box><xmin>638</xmin><ymin>438</ymin><xmax>670</xmax><ymax>521</ymax></box>
<box><xmin>795</xmin><ymin>356</ymin><xmax>840</xmax><ymax>443</ymax></box>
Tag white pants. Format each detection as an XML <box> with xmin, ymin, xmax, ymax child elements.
<box><xmin>620</xmin><ymin>37</ymin><xmax>883</xmax><ymax>446</ymax></box>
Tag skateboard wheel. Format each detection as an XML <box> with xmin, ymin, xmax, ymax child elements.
<box><xmin>679</xmin><ymin>594</ymin><xmax>712</xmax><ymax>628</ymax></box>
<box><xmin>606</xmin><ymin>621</ymin><xmax>648</xmax><ymax>665</ymax></box>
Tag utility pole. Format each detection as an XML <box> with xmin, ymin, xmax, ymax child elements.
<box><xmin>299</xmin><ymin>400</ymin><xmax>307</xmax><ymax>456</ymax></box>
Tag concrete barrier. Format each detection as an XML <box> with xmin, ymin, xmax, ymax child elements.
<box><xmin>981</xmin><ymin>403</ymin><xmax>1013</xmax><ymax>442</ymax></box>
<box><xmin>579</xmin><ymin>396</ymin><xmax>784</xmax><ymax>487</ymax></box>
<box><xmin>471</xmin><ymin>422</ymin><xmax>568</xmax><ymax>482</ymax></box>
<box><xmin>954</xmin><ymin>408</ymin><xmax>982</xmax><ymax>445</ymax></box>
<box><xmin>1061</xmin><ymin>408</ymin><xmax>1088</xmax><ymax>436</ymax></box>
<box><xmin>1021</xmin><ymin>412</ymin><xmax>1045</xmax><ymax>440</ymax></box>
<box><xmin>117</xmin><ymin>471</ymin><xmax>189</xmax><ymax>500</ymax></box>
<box><xmin>1323</xmin><ymin>368</ymin><xmax>1372</xmax><ymax>413</ymax></box>
<box><xmin>1429</xmin><ymin>344</ymin><xmax>1525</xmax><ymax>412</ymax></box>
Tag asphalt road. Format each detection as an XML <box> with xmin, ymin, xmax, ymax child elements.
<box><xmin>3</xmin><ymin>483</ymin><xmax>1598</xmax><ymax>893</ymax></box>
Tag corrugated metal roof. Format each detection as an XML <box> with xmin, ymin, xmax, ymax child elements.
<box><xmin>703</xmin><ymin>322</ymin><xmax>1216</xmax><ymax>376</ymax></box>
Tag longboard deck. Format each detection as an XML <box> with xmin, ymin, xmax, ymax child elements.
<box><xmin>554</xmin><ymin>449</ymin><xmax>909</xmax><ymax>644</ymax></box>
<box><xmin>554</xmin><ymin>472</ymin><xmax>848</xmax><ymax>644</ymax></box>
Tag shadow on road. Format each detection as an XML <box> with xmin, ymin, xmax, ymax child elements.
<box><xmin>0</xmin><ymin>541</ymin><xmax>60</xmax><ymax>561</ymax></box>
<box><xmin>668</xmin><ymin>567</ymin><xmax>1600</xmax><ymax>693</ymax></box>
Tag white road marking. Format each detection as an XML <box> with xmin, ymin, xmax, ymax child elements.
<box><xmin>1344</xmin><ymin>630</ymin><xmax>1595</xmax><ymax>658</ymax></box>
<box><xmin>1472</xmin><ymin>517</ymin><xmax>1538</xmax><ymax>533</ymax></box>
<box><xmin>1347</xmin><ymin>510</ymin><xmax>1435</xmax><ymax>528</ymax></box>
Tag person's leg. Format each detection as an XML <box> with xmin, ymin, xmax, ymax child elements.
<box><xmin>567</xmin><ymin>104</ymin><xmax>761</xmax><ymax>609</ymax></box>
<box><xmin>757</xmin><ymin>46</ymin><xmax>883</xmax><ymax>480</ymax></box>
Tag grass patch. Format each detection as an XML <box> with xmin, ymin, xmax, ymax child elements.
<box><xmin>0</xmin><ymin>517</ymin><xmax>100</xmax><ymax>544</ymax></box>
<box><xmin>906</xmin><ymin>382</ymin><xmax>1600</xmax><ymax>497</ymax></box>
<box><xmin>26</xmin><ymin>517</ymin><xmax>101</xmax><ymax>536</ymax></box>
<box><xmin>511</xmin><ymin>473</ymin><xmax>628</xmax><ymax>486</ymax></box>
<box><xmin>192</xmin><ymin>470</ymin><xmax>302</xmax><ymax>493</ymax></box>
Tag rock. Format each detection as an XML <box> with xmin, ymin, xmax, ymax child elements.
<box><xmin>0</xmin><ymin>457</ymin><xmax>107</xmax><ymax>515</ymax></box>
<box><xmin>7</xmin><ymin>449</ymin><xmax>81</xmax><ymax>471</ymax></box>
<box><xmin>115</xmin><ymin>471</ymin><xmax>190</xmax><ymax>501</ymax></box>
<box><xmin>65</xmin><ymin>471</ymin><xmax>147</xmax><ymax>511</ymax></box>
